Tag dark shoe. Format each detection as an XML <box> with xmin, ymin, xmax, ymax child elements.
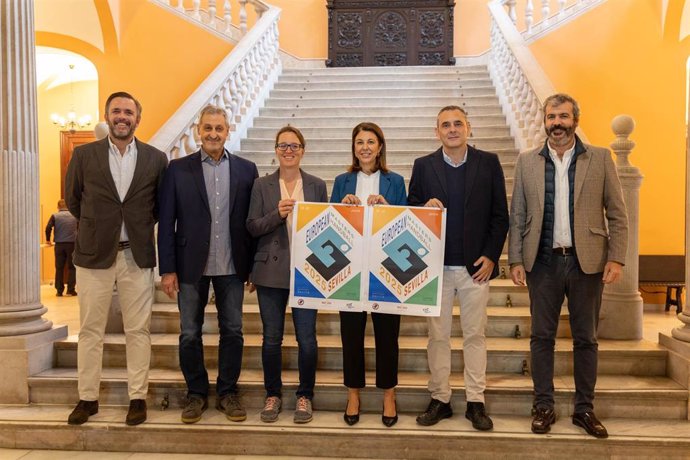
<box><xmin>66</xmin><ymin>290</ymin><xmax>78</xmax><ymax>296</ymax></box>
<box><xmin>126</xmin><ymin>399</ymin><xmax>147</xmax><ymax>426</ymax></box>
<box><xmin>217</xmin><ymin>394</ymin><xmax>246</xmax><ymax>422</ymax></box>
<box><xmin>181</xmin><ymin>395</ymin><xmax>208</xmax><ymax>424</ymax></box>
<box><xmin>382</xmin><ymin>401</ymin><xmax>398</xmax><ymax>427</ymax></box>
<box><xmin>56</xmin><ymin>292</ymin><xmax>63</xmax><ymax>297</ymax></box>
<box><xmin>67</xmin><ymin>400</ymin><xmax>98</xmax><ymax>425</ymax></box>
<box><xmin>343</xmin><ymin>397</ymin><xmax>360</xmax><ymax>426</ymax></box>
<box><xmin>465</xmin><ymin>401</ymin><xmax>493</xmax><ymax>431</ymax></box>
<box><xmin>416</xmin><ymin>398</ymin><xmax>452</xmax><ymax>426</ymax></box>
<box><xmin>572</xmin><ymin>411</ymin><xmax>608</xmax><ymax>438</ymax></box>
<box><xmin>531</xmin><ymin>406</ymin><xmax>556</xmax><ymax>434</ymax></box>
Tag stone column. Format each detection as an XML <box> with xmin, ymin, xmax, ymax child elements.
<box><xmin>672</xmin><ymin>121</ymin><xmax>690</xmax><ymax>342</ymax></box>
<box><xmin>597</xmin><ymin>115</ymin><xmax>644</xmax><ymax>339</ymax></box>
<box><xmin>0</xmin><ymin>0</ymin><xmax>67</xmax><ymax>403</ymax></box>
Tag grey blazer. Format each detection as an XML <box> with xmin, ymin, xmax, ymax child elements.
<box><xmin>508</xmin><ymin>141</ymin><xmax>628</xmax><ymax>274</ymax></box>
<box><xmin>65</xmin><ymin>137</ymin><xmax>168</xmax><ymax>269</ymax></box>
<box><xmin>246</xmin><ymin>169</ymin><xmax>328</xmax><ymax>289</ymax></box>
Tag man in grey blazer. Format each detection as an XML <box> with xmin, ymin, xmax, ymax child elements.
<box><xmin>65</xmin><ymin>92</ymin><xmax>168</xmax><ymax>426</ymax></box>
<box><xmin>509</xmin><ymin>93</ymin><xmax>628</xmax><ymax>438</ymax></box>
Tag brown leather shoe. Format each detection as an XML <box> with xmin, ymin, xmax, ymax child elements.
<box><xmin>531</xmin><ymin>407</ymin><xmax>556</xmax><ymax>434</ymax></box>
<box><xmin>67</xmin><ymin>400</ymin><xmax>98</xmax><ymax>425</ymax></box>
<box><xmin>572</xmin><ymin>411</ymin><xmax>608</xmax><ymax>438</ymax></box>
<box><xmin>126</xmin><ymin>399</ymin><xmax>147</xmax><ymax>426</ymax></box>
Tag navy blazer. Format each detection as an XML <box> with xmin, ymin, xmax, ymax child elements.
<box><xmin>407</xmin><ymin>146</ymin><xmax>509</xmax><ymax>279</ymax></box>
<box><xmin>157</xmin><ymin>150</ymin><xmax>259</xmax><ymax>283</ymax></box>
<box><xmin>330</xmin><ymin>170</ymin><xmax>407</xmax><ymax>206</ymax></box>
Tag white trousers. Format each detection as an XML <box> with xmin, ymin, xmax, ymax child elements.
<box><xmin>76</xmin><ymin>249</ymin><xmax>154</xmax><ymax>400</ymax></box>
<box><xmin>427</xmin><ymin>267</ymin><xmax>489</xmax><ymax>404</ymax></box>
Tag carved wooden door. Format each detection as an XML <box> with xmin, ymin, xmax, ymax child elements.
<box><xmin>327</xmin><ymin>0</ymin><xmax>455</xmax><ymax>67</ymax></box>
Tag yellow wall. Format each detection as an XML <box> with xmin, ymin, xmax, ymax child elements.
<box><xmin>37</xmin><ymin>80</ymin><xmax>99</xmax><ymax>283</ymax></box>
<box><xmin>529</xmin><ymin>0</ymin><xmax>689</xmax><ymax>255</ymax></box>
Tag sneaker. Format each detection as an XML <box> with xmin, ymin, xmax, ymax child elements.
<box><xmin>465</xmin><ymin>401</ymin><xmax>493</xmax><ymax>431</ymax></box>
<box><xmin>293</xmin><ymin>396</ymin><xmax>313</xmax><ymax>424</ymax></box>
<box><xmin>217</xmin><ymin>393</ymin><xmax>247</xmax><ymax>422</ymax></box>
<box><xmin>67</xmin><ymin>400</ymin><xmax>98</xmax><ymax>425</ymax></box>
<box><xmin>181</xmin><ymin>395</ymin><xmax>208</xmax><ymax>424</ymax></box>
<box><xmin>126</xmin><ymin>399</ymin><xmax>147</xmax><ymax>426</ymax></box>
<box><xmin>260</xmin><ymin>396</ymin><xmax>282</xmax><ymax>423</ymax></box>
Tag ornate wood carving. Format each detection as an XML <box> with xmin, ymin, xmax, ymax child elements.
<box><xmin>326</xmin><ymin>0</ymin><xmax>455</xmax><ymax>67</ymax></box>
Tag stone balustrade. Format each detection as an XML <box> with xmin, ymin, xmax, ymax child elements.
<box><xmin>501</xmin><ymin>0</ymin><xmax>605</xmax><ymax>41</ymax></box>
<box><xmin>148</xmin><ymin>0</ymin><xmax>281</xmax><ymax>157</ymax></box>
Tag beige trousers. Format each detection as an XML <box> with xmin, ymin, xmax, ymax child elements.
<box><xmin>76</xmin><ymin>248</ymin><xmax>154</xmax><ymax>400</ymax></box>
<box><xmin>427</xmin><ymin>267</ymin><xmax>489</xmax><ymax>404</ymax></box>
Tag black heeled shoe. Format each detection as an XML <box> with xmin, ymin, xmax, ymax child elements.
<box><xmin>344</xmin><ymin>398</ymin><xmax>360</xmax><ymax>426</ymax></box>
<box><xmin>382</xmin><ymin>401</ymin><xmax>398</xmax><ymax>427</ymax></box>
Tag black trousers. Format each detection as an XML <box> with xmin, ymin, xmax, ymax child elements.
<box><xmin>54</xmin><ymin>242</ymin><xmax>76</xmax><ymax>293</ymax></box>
<box><xmin>339</xmin><ymin>310</ymin><xmax>400</xmax><ymax>389</ymax></box>
<box><xmin>526</xmin><ymin>253</ymin><xmax>604</xmax><ymax>413</ymax></box>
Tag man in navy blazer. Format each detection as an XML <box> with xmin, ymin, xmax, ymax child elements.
<box><xmin>409</xmin><ymin>106</ymin><xmax>509</xmax><ymax>431</ymax></box>
<box><xmin>158</xmin><ymin>105</ymin><xmax>258</xmax><ymax>424</ymax></box>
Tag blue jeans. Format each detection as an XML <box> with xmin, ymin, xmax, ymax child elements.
<box><xmin>178</xmin><ymin>275</ymin><xmax>244</xmax><ymax>398</ymax></box>
<box><xmin>257</xmin><ymin>285</ymin><xmax>317</xmax><ymax>399</ymax></box>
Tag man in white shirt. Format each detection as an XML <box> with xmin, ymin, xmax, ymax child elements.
<box><xmin>64</xmin><ymin>91</ymin><xmax>168</xmax><ymax>426</ymax></box>
<box><xmin>509</xmin><ymin>93</ymin><xmax>628</xmax><ymax>438</ymax></box>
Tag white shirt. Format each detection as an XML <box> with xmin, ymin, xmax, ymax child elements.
<box><xmin>108</xmin><ymin>136</ymin><xmax>138</xmax><ymax>242</ymax></box>
<box><xmin>279</xmin><ymin>177</ymin><xmax>304</xmax><ymax>248</ymax></box>
<box><xmin>355</xmin><ymin>170</ymin><xmax>380</xmax><ymax>203</ymax></box>
<box><xmin>547</xmin><ymin>142</ymin><xmax>575</xmax><ymax>248</ymax></box>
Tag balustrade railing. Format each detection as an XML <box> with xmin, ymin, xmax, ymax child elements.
<box><xmin>501</xmin><ymin>0</ymin><xmax>605</xmax><ymax>42</ymax></box>
<box><xmin>488</xmin><ymin>0</ymin><xmax>593</xmax><ymax>150</ymax></box>
<box><xmin>148</xmin><ymin>0</ymin><xmax>281</xmax><ymax>157</ymax></box>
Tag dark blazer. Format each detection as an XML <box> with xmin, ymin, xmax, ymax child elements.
<box><xmin>157</xmin><ymin>150</ymin><xmax>259</xmax><ymax>283</ymax></box>
<box><xmin>408</xmin><ymin>146</ymin><xmax>509</xmax><ymax>279</ymax></box>
<box><xmin>247</xmin><ymin>169</ymin><xmax>328</xmax><ymax>289</ymax></box>
<box><xmin>330</xmin><ymin>170</ymin><xmax>407</xmax><ymax>206</ymax></box>
<box><xmin>65</xmin><ymin>137</ymin><xmax>168</xmax><ymax>269</ymax></box>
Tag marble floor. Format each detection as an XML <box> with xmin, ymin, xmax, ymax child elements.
<box><xmin>1</xmin><ymin>286</ymin><xmax>687</xmax><ymax>460</ymax></box>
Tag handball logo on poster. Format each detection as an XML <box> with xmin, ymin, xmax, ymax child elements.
<box><xmin>368</xmin><ymin>206</ymin><xmax>444</xmax><ymax>310</ymax></box>
<box><xmin>291</xmin><ymin>203</ymin><xmax>364</xmax><ymax>305</ymax></box>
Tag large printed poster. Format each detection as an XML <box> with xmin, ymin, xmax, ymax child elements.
<box><xmin>366</xmin><ymin>206</ymin><xmax>445</xmax><ymax>316</ymax></box>
<box><xmin>290</xmin><ymin>202</ymin><xmax>445</xmax><ymax>317</ymax></box>
<box><xmin>290</xmin><ymin>203</ymin><xmax>365</xmax><ymax>312</ymax></box>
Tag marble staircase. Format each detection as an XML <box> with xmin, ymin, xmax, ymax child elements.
<box><xmin>7</xmin><ymin>65</ymin><xmax>690</xmax><ymax>458</ymax></box>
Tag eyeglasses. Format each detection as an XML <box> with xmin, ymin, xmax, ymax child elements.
<box><xmin>275</xmin><ymin>143</ymin><xmax>303</xmax><ymax>151</ymax></box>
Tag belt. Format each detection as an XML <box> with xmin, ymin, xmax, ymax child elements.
<box><xmin>552</xmin><ymin>247</ymin><xmax>573</xmax><ymax>256</ymax></box>
<box><xmin>118</xmin><ymin>241</ymin><xmax>131</xmax><ymax>251</ymax></box>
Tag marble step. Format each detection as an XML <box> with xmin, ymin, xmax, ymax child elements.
<box><xmin>27</xmin><ymin>370</ymin><xmax>687</xmax><ymax>420</ymax></box>
<box><xmin>235</xmin><ymin>147</ymin><xmax>519</xmax><ymax>165</ymax></box>
<box><xmin>263</xmin><ymin>94</ymin><xmax>500</xmax><ymax>109</ymax></box>
<box><xmin>241</xmin><ymin>136</ymin><xmax>516</xmax><ymax>153</ymax></box>
<box><xmin>252</xmin><ymin>114</ymin><xmax>510</xmax><ymax>128</ymax></box>
<box><xmin>148</xmin><ymin>303</ymin><xmax>569</xmax><ymax>338</ymax></box>
<box><xmin>246</xmin><ymin>125</ymin><xmax>512</xmax><ymax>140</ymax></box>
<box><xmin>258</xmin><ymin>104</ymin><xmax>504</xmax><ymax>118</ymax></box>
<box><xmin>6</xmin><ymin>405</ymin><xmax>690</xmax><ymax>458</ymax></box>
<box><xmin>273</xmin><ymin>77</ymin><xmax>494</xmax><ymax>91</ymax></box>
<box><xmin>52</xmin><ymin>335</ymin><xmax>667</xmax><ymax>377</ymax></box>
<box><xmin>152</xmin><ymin>280</ymin><xmax>530</xmax><ymax>308</ymax></box>
<box><xmin>268</xmin><ymin>86</ymin><xmax>498</xmax><ymax>99</ymax></box>
<box><xmin>252</xmin><ymin>161</ymin><xmax>515</xmax><ymax>179</ymax></box>
<box><xmin>281</xmin><ymin>65</ymin><xmax>490</xmax><ymax>77</ymax></box>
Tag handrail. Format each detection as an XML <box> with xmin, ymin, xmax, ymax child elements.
<box><xmin>149</xmin><ymin>1</ymin><xmax>281</xmax><ymax>157</ymax></box>
<box><xmin>488</xmin><ymin>0</ymin><xmax>588</xmax><ymax>150</ymax></box>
